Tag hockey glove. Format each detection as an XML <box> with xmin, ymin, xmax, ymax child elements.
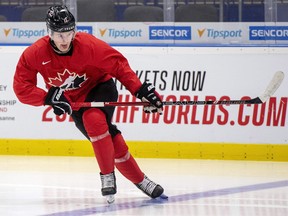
<box><xmin>44</xmin><ymin>86</ymin><xmax>72</xmax><ymax>116</ymax></box>
<box><xmin>135</xmin><ymin>82</ymin><xmax>163</xmax><ymax>114</ymax></box>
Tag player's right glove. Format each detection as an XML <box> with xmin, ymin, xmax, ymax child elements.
<box><xmin>44</xmin><ymin>86</ymin><xmax>72</xmax><ymax>116</ymax></box>
<box><xmin>135</xmin><ymin>82</ymin><xmax>163</xmax><ymax>114</ymax></box>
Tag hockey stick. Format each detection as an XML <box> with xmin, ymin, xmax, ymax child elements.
<box><xmin>71</xmin><ymin>71</ymin><xmax>284</xmax><ymax>108</ymax></box>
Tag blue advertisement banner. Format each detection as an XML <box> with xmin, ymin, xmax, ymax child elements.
<box><xmin>149</xmin><ymin>26</ymin><xmax>192</xmax><ymax>40</ymax></box>
<box><xmin>249</xmin><ymin>26</ymin><xmax>288</xmax><ymax>40</ymax></box>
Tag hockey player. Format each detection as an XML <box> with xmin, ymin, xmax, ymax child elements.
<box><xmin>13</xmin><ymin>5</ymin><xmax>165</xmax><ymax>203</ymax></box>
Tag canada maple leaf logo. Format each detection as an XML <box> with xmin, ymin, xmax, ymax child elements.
<box><xmin>47</xmin><ymin>69</ymin><xmax>87</xmax><ymax>90</ymax></box>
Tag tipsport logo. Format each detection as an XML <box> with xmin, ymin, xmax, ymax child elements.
<box><xmin>4</xmin><ymin>26</ymin><xmax>93</xmax><ymax>38</ymax></box>
<box><xmin>98</xmin><ymin>28</ymin><xmax>142</xmax><ymax>39</ymax></box>
<box><xmin>3</xmin><ymin>28</ymin><xmax>46</xmax><ymax>38</ymax></box>
<box><xmin>249</xmin><ymin>26</ymin><xmax>288</xmax><ymax>40</ymax></box>
<box><xmin>197</xmin><ymin>28</ymin><xmax>242</xmax><ymax>39</ymax></box>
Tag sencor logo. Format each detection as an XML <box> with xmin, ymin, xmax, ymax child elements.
<box><xmin>77</xmin><ymin>26</ymin><xmax>93</xmax><ymax>34</ymax></box>
<box><xmin>250</xmin><ymin>26</ymin><xmax>288</xmax><ymax>40</ymax></box>
<box><xmin>149</xmin><ymin>26</ymin><xmax>191</xmax><ymax>40</ymax></box>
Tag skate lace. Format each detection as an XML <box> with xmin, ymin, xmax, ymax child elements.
<box><xmin>101</xmin><ymin>173</ymin><xmax>115</xmax><ymax>188</ymax></box>
<box><xmin>138</xmin><ymin>176</ymin><xmax>157</xmax><ymax>195</ymax></box>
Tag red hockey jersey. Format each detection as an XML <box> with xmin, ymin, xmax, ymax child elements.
<box><xmin>13</xmin><ymin>32</ymin><xmax>142</xmax><ymax>109</ymax></box>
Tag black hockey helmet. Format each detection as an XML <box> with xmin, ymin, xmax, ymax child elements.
<box><xmin>46</xmin><ymin>5</ymin><xmax>75</xmax><ymax>32</ymax></box>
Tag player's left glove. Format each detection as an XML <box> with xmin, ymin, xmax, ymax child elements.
<box><xmin>135</xmin><ymin>82</ymin><xmax>163</xmax><ymax>114</ymax></box>
<box><xmin>44</xmin><ymin>86</ymin><xmax>72</xmax><ymax>116</ymax></box>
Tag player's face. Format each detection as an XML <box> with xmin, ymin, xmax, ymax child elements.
<box><xmin>50</xmin><ymin>30</ymin><xmax>75</xmax><ymax>52</ymax></box>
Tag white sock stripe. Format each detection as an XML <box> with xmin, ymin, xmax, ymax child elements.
<box><xmin>115</xmin><ymin>152</ymin><xmax>130</xmax><ymax>163</ymax></box>
<box><xmin>90</xmin><ymin>130</ymin><xmax>110</xmax><ymax>142</ymax></box>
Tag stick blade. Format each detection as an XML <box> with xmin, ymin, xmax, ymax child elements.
<box><xmin>259</xmin><ymin>71</ymin><xmax>285</xmax><ymax>103</ymax></box>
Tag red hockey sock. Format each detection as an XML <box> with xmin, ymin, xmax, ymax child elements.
<box><xmin>113</xmin><ymin>133</ymin><xmax>144</xmax><ymax>184</ymax></box>
<box><xmin>91</xmin><ymin>136</ymin><xmax>114</xmax><ymax>174</ymax></box>
<box><xmin>83</xmin><ymin>108</ymin><xmax>115</xmax><ymax>174</ymax></box>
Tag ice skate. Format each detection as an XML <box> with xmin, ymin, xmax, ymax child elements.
<box><xmin>100</xmin><ymin>171</ymin><xmax>117</xmax><ymax>204</ymax></box>
<box><xmin>135</xmin><ymin>175</ymin><xmax>167</xmax><ymax>199</ymax></box>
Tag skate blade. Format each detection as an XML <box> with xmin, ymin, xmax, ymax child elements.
<box><xmin>106</xmin><ymin>195</ymin><xmax>115</xmax><ymax>204</ymax></box>
<box><xmin>159</xmin><ymin>194</ymin><xmax>168</xmax><ymax>199</ymax></box>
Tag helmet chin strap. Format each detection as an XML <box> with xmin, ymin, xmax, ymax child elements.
<box><xmin>49</xmin><ymin>39</ymin><xmax>73</xmax><ymax>55</ymax></box>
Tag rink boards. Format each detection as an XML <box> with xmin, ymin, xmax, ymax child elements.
<box><xmin>0</xmin><ymin>46</ymin><xmax>287</xmax><ymax>161</ymax></box>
